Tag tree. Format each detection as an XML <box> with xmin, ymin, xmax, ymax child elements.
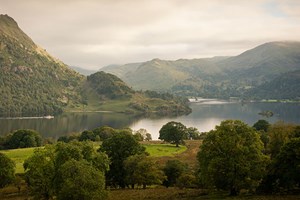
<box><xmin>57</xmin><ymin>159</ymin><xmax>107</xmax><ymax>200</ymax></box>
<box><xmin>186</xmin><ymin>127</ymin><xmax>201</xmax><ymax>140</ymax></box>
<box><xmin>159</xmin><ymin>121</ymin><xmax>187</xmax><ymax>147</ymax></box>
<box><xmin>93</xmin><ymin>126</ymin><xmax>116</xmax><ymax>141</ymax></box>
<box><xmin>253</xmin><ymin>120</ymin><xmax>270</xmax><ymax>132</ymax></box>
<box><xmin>133</xmin><ymin>128</ymin><xmax>152</xmax><ymax>141</ymax></box>
<box><xmin>124</xmin><ymin>154</ymin><xmax>165</xmax><ymax>189</ymax></box>
<box><xmin>267</xmin><ymin>121</ymin><xmax>296</xmax><ymax>158</ymax></box>
<box><xmin>263</xmin><ymin>138</ymin><xmax>300</xmax><ymax>192</ymax></box>
<box><xmin>24</xmin><ymin>141</ymin><xmax>109</xmax><ymax>200</ymax></box>
<box><xmin>6</xmin><ymin>129</ymin><xmax>42</xmax><ymax>149</ymax></box>
<box><xmin>99</xmin><ymin>132</ymin><xmax>146</xmax><ymax>188</ymax></box>
<box><xmin>163</xmin><ymin>160</ymin><xmax>187</xmax><ymax>187</ymax></box>
<box><xmin>197</xmin><ymin>120</ymin><xmax>269</xmax><ymax>195</ymax></box>
<box><xmin>24</xmin><ymin>146</ymin><xmax>56</xmax><ymax>199</ymax></box>
<box><xmin>0</xmin><ymin>153</ymin><xmax>15</xmax><ymax>188</ymax></box>
<box><xmin>176</xmin><ymin>172</ymin><xmax>197</xmax><ymax>189</ymax></box>
<box><xmin>79</xmin><ymin>130</ymin><xmax>95</xmax><ymax>141</ymax></box>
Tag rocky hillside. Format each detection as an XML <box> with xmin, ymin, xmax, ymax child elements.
<box><xmin>0</xmin><ymin>14</ymin><xmax>84</xmax><ymax>116</ymax></box>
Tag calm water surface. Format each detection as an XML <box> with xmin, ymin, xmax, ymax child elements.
<box><xmin>1</xmin><ymin>101</ymin><xmax>300</xmax><ymax>140</ymax></box>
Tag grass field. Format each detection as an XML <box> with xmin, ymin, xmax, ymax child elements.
<box><xmin>0</xmin><ymin>141</ymin><xmax>190</xmax><ymax>174</ymax></box>
<box><xmin>0</xmin><ymin>147</ymin><xmax>37</xmax><ymax>173</ymax></box>
<box><xmin>144</xmin><ymin>143</ymin><xmax>187</xmax><ymax>157</ymax></box>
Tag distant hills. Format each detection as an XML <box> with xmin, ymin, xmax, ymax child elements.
<box><xmin>102</xmin><ymin>41</ymin><xmax>300</xmax><ymax>100</ymax></box>
<box><xmin>0</xmin><ymin>14</ymin><xmax>191</xmax><ymax>117</ymax></box>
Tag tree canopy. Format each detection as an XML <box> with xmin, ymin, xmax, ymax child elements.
<box><xmin>24</xmin><ymin>141</ymin><xmax>109</xmax><ymax>200</ymax></box>
<box><xmin>99</xmin><ymin>131</ymin><xmax>146</xmax><ymax>188</ymax></box>
<box><xmin>253</xmin><ymin>119</ymin><xmax>270</xmax><ymax>132</ymax></box>
<box><xmin>4</xmin><ymin>129</ymin><xmax>42</xmax><ymax>149</ymax></box>
<box><xmin>272</xmin><ymin>138</ymin><xmax>300</xmax><ymax>189</ymax></box>
<box><xmin>124</xmin><ymin>154</ymin><xmax>164</xmax><ymax>189</ymax></box>
<box><xmin>163</xmin><ymin>159</ymin><xmax>188</xmax><ymax>188</ymax></box>
<box><xmin>197</xmin><ymin>120</ymin><xmax>269</xmax><ymax>195</ymax></box>
<box><xmin>0</xmin><ymin>153</ymin><xmax>15</xmax><ymax>188</ymax></box>
<box><xmin>159</xmin><ymin>121</ymin><xmax>187</xmax><ymax>147</ymax></box>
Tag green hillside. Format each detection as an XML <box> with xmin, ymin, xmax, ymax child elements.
<box><xmin>0</xmin><ymin>14</ymin><xmax>85</xmax><ymax>116</ymax></box>
<box><xmin>0</xmin><ymin>15</ymin><xmax>191</xmax><ymax>116</ymax></box>
<box><xmin>102</xmin><ymin>42</ymin><xmax>300</xmax><ymax>99</ymax></box>
<box><xmin>79</xmin><ymin>71</ymin><xmax>191</xmax><ymax>115</ymax></box>
<box><xmin>245</xmin><ymin>69</ymin><xmax>300</xmax><ymax>100</ymax></box>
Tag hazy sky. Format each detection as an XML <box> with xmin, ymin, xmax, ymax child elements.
<box><xmin>1</xmin><ymin>0</ymin><xmax>300</xmax><ymax>69</ymax></box>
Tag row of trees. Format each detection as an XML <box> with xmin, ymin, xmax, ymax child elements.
<box><xmin>58</xmin><ymin>127</ymin><xmax>152</xmax><ymax>143</ymax></box>
<box><xmin>1</xmin><ymin>119</ymin><xmax>299</xmax><ymax>198</ymax></box>
<box><xmin>0</xmin><ymin>129</ymin><xmax>42</xmax><ymax>150</ymax></box>
<box><xmin>197</xmin><ymin>119</ymin><xmax>300</xmax><ymax>195</ymax></box>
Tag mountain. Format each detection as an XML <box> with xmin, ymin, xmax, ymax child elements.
<box><xmin>102</xmin><ymin>41</ymin><xmax>300</xmax><ymax>99</ymax></box>
<box><xmin>0</xmin><ymin>14</ymin><xmax>84</xmax><ymax>116</ymax></box>
<box><xmin>102</xmin><ymin>57</ymin><xmax>225</xmax><ymax>91</ymax></box>
<box><xmin>0</xmin><ymin>14</ymin><xmax>191</xmax><ymax>116</ymax></box>
<box><xmin>217</xmin><ymin>41</ymin><xmax>300</xmax><ymax>89</ymax></box>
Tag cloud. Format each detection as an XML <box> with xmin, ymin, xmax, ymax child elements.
<box><xmin>1</xmin><ymin>0</ymin><xmax>300</xmax><ymax>69</ymax></box>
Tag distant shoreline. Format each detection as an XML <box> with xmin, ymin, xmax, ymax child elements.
<box><xmin>0</xmin><ymin>115</ymin><xmax>54</xmax><ymax>120</ymax></box>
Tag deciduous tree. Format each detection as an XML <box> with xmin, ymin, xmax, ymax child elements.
<box><xmin>124</xmin><ymin>154</ymin><xmax>164</xmax><ymax>189</ymax></box>
<box><xmin>163</xmin><ymin>160</ymin><xmax>187</xmax><ymax>187</ymax></box>
<box><xmin>253</xmin><ymin>119</ymin><xmax>270</xmax><ymax>132</ymax></box>
<box><xmin>6</xmin><ymin>129</ymin><xmax>42</xmax><ymax>149</ymax></box>
<box><xmin>159</xmin><ymin>121</ymin><xmax>187</xmax><ymax>147</ymax></box>
<box><xmin>24</xmin><ymin>141</ymin><xmax>109</xmax><ymax>200</ymax></box>
<box><xmin>0</xmin><ymin>153</ymin><xmax>15</xmax><ymax>188</ymax></box>
<box><xmin>99</xmin><ymin>132</ymin><xmax>146</xmax><ymax>188</ymax></box>
<box><xmin>197</xmin><ymin>120</ymin><xmax>269</xmax><ymax>195</ymax></box>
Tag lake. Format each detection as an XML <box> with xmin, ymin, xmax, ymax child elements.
<box><xmin>1</xmin><ymin>101</ymin><xmax>300</xmax><ymax>140</ymax></box>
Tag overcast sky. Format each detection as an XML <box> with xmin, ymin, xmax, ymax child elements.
<box><xmin>1</xmin><ymin>0</ymin><xmax>300</xmax><ymax>69</ymax></box>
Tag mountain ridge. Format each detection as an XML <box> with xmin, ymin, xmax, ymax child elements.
<box><xmin>102</xmin><ymin>41</ymin><xmax>300</xmax><ymax>99</ymax></box>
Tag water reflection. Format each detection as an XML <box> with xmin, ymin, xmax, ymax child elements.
<box><xmin>131</xmin><ymin>102</ymin><xmax>300</xmax><ymax>140</ymax></box>
<box><xmin>0</xmin><ymin>112</ymin><xmax>142</xmax><ymax>139</ymax></box>
<box><xmin>0</xmin><ymin>102</ymin><xmax>300</xmax><ymax>140</ymax></box>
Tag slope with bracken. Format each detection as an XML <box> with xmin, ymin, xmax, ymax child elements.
<box><xmin>0</xmin><ymin>14</ymin><xmax>84</xmax><ymax>116</ymax></box>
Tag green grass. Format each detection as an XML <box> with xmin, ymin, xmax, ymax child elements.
<box><xmin>144</xmin><ymin>143</ymin><xmax>187</xmax><ymax>157</ymax></box>
<box><xmin>0</xmin><ymin>142</ymin><xmax>187</xmax><ymax>174</ymax></box>
<box><xmin>0</xmin><ymin>147</ymin><xmax>38</xmax><ymax>173</ymax></box>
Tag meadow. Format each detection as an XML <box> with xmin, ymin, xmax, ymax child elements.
<box><xmin>1</xmin><ymin>140</ymin><xmax>300</xmax><ymax>200</ymax></box>
<box><xmin>0</xmin><ymin>141</ymin><xmax>189</xmax><ymax>173</ymax></box>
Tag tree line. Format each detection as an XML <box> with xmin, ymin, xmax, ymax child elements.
<box><xmin>1</xmin><ymin>119</ymin><xmax>300</xmax><ymax>199</ymax></box>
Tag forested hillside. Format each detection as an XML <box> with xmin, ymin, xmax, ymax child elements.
<box><xmin>102</xmin><ymin>42</ymin><xmax>300</xmax><ymax>100</ymax></box>
<box><xmin>80</xmin><ymin>71</ymin><xmax>191</xmax><ymax>115</ymax></box>
<box><xmin>0</xmin><ymin>14</ymin><xmax>84</xmax><ymax>116</ymax></box>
